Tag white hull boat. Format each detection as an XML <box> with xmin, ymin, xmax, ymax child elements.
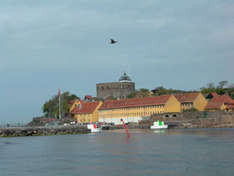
<box><xmin>150</xmin><ymin>121</ymin><xmax>168</xmax><ymax>129</ymax></box>
<box><xmin>87</xmin><ymin>124</ymin><xmax>102</xmax><ymax>133</ymax></box>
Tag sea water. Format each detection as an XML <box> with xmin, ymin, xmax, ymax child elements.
<box><xmin>0</xmin><ymin>128</ymin><xmax>234</xmax><ymax>176</ymax></box>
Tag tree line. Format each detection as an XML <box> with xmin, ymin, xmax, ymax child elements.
<box><xmin>127</xmin><ymin>81</ymin><xmax>234</xmax><ymax>99</ymax></box>
<box><xmin>200</xmin><ymin>81</ymin><xmax>234</xmax><ymax>98</ymax></box>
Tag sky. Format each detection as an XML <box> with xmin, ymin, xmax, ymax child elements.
<box><xmin>1</xmin><ymin>0</ymin><xmax>234</xmax><ymax>123</ymax></box>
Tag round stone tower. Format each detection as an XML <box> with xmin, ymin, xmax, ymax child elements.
<box><xmin>96</xmin><ymin>73</ymin><xmax>135</xmax><ymax>100</ymax></box>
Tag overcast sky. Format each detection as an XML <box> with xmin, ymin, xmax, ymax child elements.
<box><xmin>1</xmin><ymin>0</ymin><xmax>234</xmax><ymax>123</ymax></box>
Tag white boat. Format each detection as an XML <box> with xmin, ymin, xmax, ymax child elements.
<box><xmin>87</xmin><ymin>123</ymin><xmax>102</xmax><ymax>133</ymax></box>
<box><xmin>150</xmin><ymin>120</ymin><xmax>168</xmax><ymax>129</ymax></box>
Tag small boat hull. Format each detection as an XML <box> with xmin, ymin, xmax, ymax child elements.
<box><xmin>150</xmin><ymin>125</ymin><xmax>168</xmax><ymax>129</ymax></box>
<box><xmin>150</xmin><ymin>121</ymin><xmax>168</xmax><ymax>129</ymax></box>
<box><xmin>90</xmin><ymin>128</ymin><xmax>102</xmax><ymax>133</ymax></box>
<box><xmin>87</xmin><ymin>124</ymin><xmax>102</xmax><ymax>133</ymax></box>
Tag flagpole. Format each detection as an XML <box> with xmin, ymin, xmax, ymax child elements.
<box><xmin>59</xmin><ymin>94</ymin><xmax>61</xmax><ymax>119</ymax></box>
<box><xmin>58</xmin><ymin>89</ymin><xmax>61</xmax><ymax>120</ymax></box>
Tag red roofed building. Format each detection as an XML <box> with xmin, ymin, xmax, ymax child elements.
<box><xmin>98</xmin><ymin>95</ymin><xmax>181</xmax><ymax>125</ymax></box>
<box><xmin>206</xmin><ymin>92</ymin><xmax>219</xmax><ymax>100</ymax></box>
<box><xmin>71</xmin><ymin>101</ymin><xmax>103</xmax><ymax>123</ymax></box>
<box><xmin>205</xmin><ymin>93</ymin><xmax>234</xmax><ymax>112</ymax></box>
<box><xmin>69</xmin><ymin>99</ymin><xmax>81</xmax><ymax>113</ymax></box>
<box><xmin>174</xmin><ymin>92</ymin><xmax>208</xmax><ymax>111</ymax></box>
<box><xmin>84</xmin><ymin>95</ymin><xmax>92</xmax><ymax>101</ymax></box>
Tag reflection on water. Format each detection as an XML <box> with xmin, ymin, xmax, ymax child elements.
<box><xmin>2</xmin><ymin>141</ymin><xmax>13</xmax><ymax>145</ymax></box>
<box><xmin>0</xmin><ymin>128</ymin><xmax>234</xmax><ymax>176</ymax></box>
<box><xmin>151</xmin><ymin>129</ymin><xmax>166</xmax><ymax>134</ymax></box>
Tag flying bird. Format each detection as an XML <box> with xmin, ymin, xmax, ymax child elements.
<box><xmin>110</xmin><ymin>38</ymin><xmax>118</xmax><ymax>44</ymax></box>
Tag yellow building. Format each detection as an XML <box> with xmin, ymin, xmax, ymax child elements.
<box><xmin>69</xmin><ymin>99</ymin><xmax>81</xmax><ymax>113</ymax></box>
<box><xmin>205</xmin><ymin>93</ymin><xmax>234</xmax><ymax>112</ymax></box>
<box><xmin>98</xmin><ymin>95</ymin><xmax>181</xmax><ymax>125</ymax></box>
<box><xmin>71</xmin><ymin>101</ymin><xmax>103</xmax><ymax>123</ymax></box>
<box><xmin>174</xmin><ymin>93</ymin><xmax>207</xmax><ymax>111</ymax></box>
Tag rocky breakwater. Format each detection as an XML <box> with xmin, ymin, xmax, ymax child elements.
<box><xmin>0</xmin><ymin>126</ymin><xmax>90</xmax><ymax>137</ymax></box>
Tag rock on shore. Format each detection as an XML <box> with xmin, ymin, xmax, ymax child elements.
<box><xmin>0</xmin><ymin>126</ymin><xmax>90</xmax><ymax>137</ymax></box>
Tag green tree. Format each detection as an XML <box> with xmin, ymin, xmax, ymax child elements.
<box><xmin>139</xmin><ymin>88</ymin><xmax>150</xmax><ymax>97</ymax></box>
<box><xmin>200</xmin><ymin>80</ymin><xmax>234</xmax><ymax>99</ymax></box>
<box><xmin>200</xmin><ymin>82</ymin><xmax>216</xmax><ymax>94</ymax></box>
<box><xmin>42</xmin><ymin>91</ymin><xmax>79</xmax><ymax>118</ymax></box>
<box><xmin>217</xmin><ymin>80</ymin><xmax>228</xmax><ymax>89</ymax></box>
<box><xmin>126</xmin><ymin>88</ymin><xmax>150</xmax><ymax>98</ymax></box>
<box><xmin>152</xmin><ymin>86</ymin><xmax>187</xmax><ymax>96</ymax></box>
<box><xmin>227</xmin><ymin>84</ymin><xmax>234</xmax><ymax>99</ymax></box>
<box><xmin>127</xmin><ymin>92</ymin><xmax>137</xmax><ymax>98</ymax></box>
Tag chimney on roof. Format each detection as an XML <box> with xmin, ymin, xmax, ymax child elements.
<box><xmin>84</xmin><ymin>95</ymin><xmax>92</xmax><ymax>101</ymax></box>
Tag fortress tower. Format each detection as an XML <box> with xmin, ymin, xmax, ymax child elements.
<box><xmin>96</xmin><ymin>73</ymin><xmax>135</xmax><ymax>100</ymax></box>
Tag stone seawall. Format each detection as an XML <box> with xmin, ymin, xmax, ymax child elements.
<box><xmin>0</xmin><ymin>126</ymin><xmax>90</xmax><ymax>137</ymax></box>
<box><xmin>148</xmin><ymin>111</ymin><xmax>234</xmax><ymax>128</ymax></box>
<box><xmin>107</xmin><ymin>112</ymin><xmax>234</xmax><ymax>129</ymax></box>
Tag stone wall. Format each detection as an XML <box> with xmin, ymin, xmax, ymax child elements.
<box><xmin>149</xmin><ymin>111</ymin><xmax>234</xmax><ymax>128</ymax></box>
<box><xmin>96</xmin><ymin>82</ymin><xmax>135</xmax><ymax>99</ymax></box>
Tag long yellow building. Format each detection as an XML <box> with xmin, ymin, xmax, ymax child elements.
<box><xmin>69</xmin><ymin>92</ymin><xmax>212</xmax><ymax>125</ymax></box>
<box><xmin>98</xmin><ymin>95</ymin><xmax>181</xmax><ymax>125</ymax></box>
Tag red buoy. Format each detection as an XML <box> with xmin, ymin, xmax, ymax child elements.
<box><xmin>121</xmin><ymin>119</ymin><xmax>130</xmax><ymax>138</ymax></box>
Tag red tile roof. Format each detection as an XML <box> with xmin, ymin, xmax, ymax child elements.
<box><xmin>205</xmin><ymin>93</ymin><xmax>234</xmax><ymax>110</ymax></box>
<box><xmin>210</xmin><ymin>92</ymin><xmax>218</xmax><ymax>97</ymax></box>
<box><xmin>205</xmin><ymin>101</ymin><xmax>224</xmax><ymax>109</ymax></box>
<box><xmin>174</xmin><ymin>93</ymin><xmax>199</xmax><ymax>103</ymax></box>
<box><xmin>84</xmin><ymin>95</ymin><xmax>92</xmax><ymax>99</ymax></box>
<box><xmin>99</xmin><ymin>95</ymin><xmax>171</xmax><ymax>110</ymax></box>
<box><xmin>222</xmin><ymin>95</ymin><xmax>234</xmax><ymax>109</ymax></box>
<box><xmin>217</xmin><ymin>95</ymin><xmax>234</xmax><ymax>103</ymax></box>
<box><xmin>72</xmin><ymin>101</ymin><xmax>100</xmax><ymax>114</ymax></box>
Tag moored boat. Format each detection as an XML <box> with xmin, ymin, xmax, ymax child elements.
<box><xmin>150</xmin><ymin>120</ymin><xmax>168</xmax><ymax>129</ymax></box>
<box><xmin>87</xmin><ymin>123</ymin><xmax>102</xmax><ymax>133</ymax></box>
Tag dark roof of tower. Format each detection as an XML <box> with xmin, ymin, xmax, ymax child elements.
<box><xmin>119</xmin><ymin>72</ymin><xmax>132</xmax><ymax>82</ymax></box>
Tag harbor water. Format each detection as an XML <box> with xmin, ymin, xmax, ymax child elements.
<box><xmin>1</xmin><ymin>128</ymin><xmax>234</xmax><ymax>176</ymax></box>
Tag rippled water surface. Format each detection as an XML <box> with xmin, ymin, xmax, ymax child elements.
<box><xmin>1</xmin><ymin>128</ymin><xmax>234</xmax><ymax>176</ymax></box>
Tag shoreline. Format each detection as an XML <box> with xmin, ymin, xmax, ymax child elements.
<box><xmin>1</xmin><ymin>112</ymin><xmax>234</xmax><ymax>137</ymax></box>
<box><xmin>1</xmin><ymin>123</ymin><xmax>234</xmax><ymax>137</ymax></box>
